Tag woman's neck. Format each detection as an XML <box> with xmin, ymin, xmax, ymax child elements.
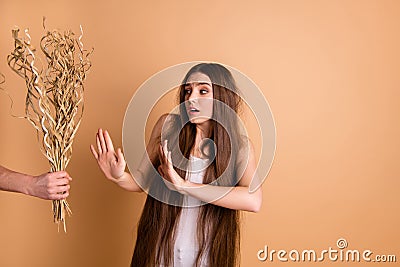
<box><xmin>192</xmin><ymin>123</ymin><xmax>211</xmax><ymax>158</ymax></box>
<box><xmin>195</xmin><ymin>120</ymin><xmax>211</xmax><ymax>137</ymax></box>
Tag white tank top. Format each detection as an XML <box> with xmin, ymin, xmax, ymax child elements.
<box><xmin>173</xmin><ymin>156</ymin><xmax>209</xmax><ymax>267</ymax></box>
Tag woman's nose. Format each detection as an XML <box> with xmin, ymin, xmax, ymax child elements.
<box><xmin>188</xmin><ymin>89</ymin><xmax>199</xmax><ymax>101</ymax></box>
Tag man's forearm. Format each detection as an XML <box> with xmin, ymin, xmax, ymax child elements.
<box><xmin>0</xmin><ymin>165</ymin><xmax>32</xmax><ymax>195</ymax></box>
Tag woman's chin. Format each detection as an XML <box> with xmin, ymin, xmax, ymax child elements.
<box><xmin>189</xmin><ymin>116</ymin><xmax>211</xmax><ymax>124</ymax></box>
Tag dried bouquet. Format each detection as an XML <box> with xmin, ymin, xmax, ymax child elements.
<box><xmin>7</xmin><ymin>22</ymin><xmax>92</xmax><ymax>231</ymax></box>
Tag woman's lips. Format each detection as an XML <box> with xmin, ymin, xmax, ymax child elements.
<box><xmin>187</xmin><ymin>106</ymin><xmax>200</xmax><ymax>115</ymax></box>
<box><xmin>187</xmin><ymin>107</ymin><xmax>200</xmax><ymax>115</ymax></box>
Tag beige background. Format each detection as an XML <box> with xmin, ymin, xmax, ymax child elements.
<box><xmin>0</xmin><ymin>0</ymin><xmax>399</xmax><ymax>266</ymax></box>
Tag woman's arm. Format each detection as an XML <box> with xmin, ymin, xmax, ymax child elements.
<box><xmin>90</xmin><ymin>115</ymin><xmax>170</xmax><ymax>192</ymax></box>
<box><xmin>183</xmin><ymin>184</ymin><xmax>261</xmax><ymax>212</ymax></box>
<box><xmin>158</xmin><ymin>139</ymin><xmax>263</xmax><ymax>212</ymax></box>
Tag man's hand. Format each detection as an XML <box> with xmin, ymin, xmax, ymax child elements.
<box><xmin>29</xmin><ymin>171</ymin><xmax>72</xmax><ymax>200</ymax></box>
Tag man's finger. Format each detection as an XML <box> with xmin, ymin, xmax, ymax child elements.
<box><xmin>56</xmin><ymin>185</ymin><xmax>70</xmax><ymax>193</ymax></box>
<box><xmin>48</xmin><ymin>171</ymin><xmax>67</xmax><ymax>179</ymax></box>
<box><xmin>54</xmin><ymin>178</ymin><xmax>70</xmax><ymax>186</ymax></box>
<box><xmin>51</xmin><ymin>191</ymin><xmax>69</xmax><ymax>200</ymax></box>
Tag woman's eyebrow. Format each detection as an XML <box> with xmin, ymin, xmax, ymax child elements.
<box><xmin>198</xmin><ymin>82</ymin><xmax>212</xmax><ymax>86</ymax></box>
<box><xmin>185</xmin><ymin>82</ymin><xmax>212</xmax><ymax>87</ymax></box>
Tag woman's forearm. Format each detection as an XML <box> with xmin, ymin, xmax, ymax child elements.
<box><xmin>180</xmin><ymin>181</ymin><xmax>262</xmax><ymax>212</ymax></box>
<box><xmin>115</xmin><ymin>171</ymin><xmax>143</xmax><ymax>192</ymax></box>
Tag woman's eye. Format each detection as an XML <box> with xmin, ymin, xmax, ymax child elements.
<box><xmin>184</xmin><ymin>89</ymin><xmax>191</xmax><ymax>94</ymax></box>
<box><xmin>200</xmin><ymin>89</ymin><xmax>208</xmax><ymax>94</ymax></box>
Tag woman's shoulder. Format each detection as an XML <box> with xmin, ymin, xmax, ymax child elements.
<box><xmin>155</xmin><ymin>113</ymin><xmax>180</xmax><ymax>128</ymax></box>
<box><xmin>235</xmin><ymin>135</ymin><xmax>256</xmax><ymax>164</ymax></box>
<box><xmin>151</xmin><ymin>113</ymin><xmax>181</xmax><ymax>138</ymax></box>
<box><xmin>157</xmin><ymin>113</ymin><xmax>179</xmax><ymax>123</ymax></box>
<box><xmin>237</xmin><ymin>134</ymin><xmax>254</xmax><ymax>151</ymax></box>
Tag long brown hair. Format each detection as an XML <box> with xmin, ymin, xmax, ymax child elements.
<box><xmin>131</xmin><ymin>63</ymin><xmax>244</xmax><ymax>267</ymax></box>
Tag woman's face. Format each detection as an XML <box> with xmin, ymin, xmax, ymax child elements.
<box><xmin>184</xmin><ymin>72</ymin><xmax>214</xmax><ymax>124</ymax></box>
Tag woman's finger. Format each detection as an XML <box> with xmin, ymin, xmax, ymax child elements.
<box><xmin>158</xmin><ymin>165</ymin><xmax>164</xmax><ymax>177</ymax></box>
<box><xmin>163</xmin><ymin>140</ymin><xmax>168</xmax><ymax>158</ymax></box>
<box><xmin>159</xmin><ymin>144</ymin><xmax>165</xmax><ymax>164</ymax></box>
<box><xmin>167</xmin><ymin>151</ymin><xmax>174</xmax><ymax>169</ymax></box>
<box><xmin>104</xmin><ymin>130</ymin><xmax>115</xmax><ymax>152</ymax></box>
<box><xmin>90</xmin><ymin>144</ymin><xmax>99</xmax><ymax>159</ymax></box>
<box><xmin>96</xmin><ymin>133</ymin><xmax>103</xmax><ymax>154</ymax></box>
<box><xmin>98</xmin><ymin>129</ymin><xmax>107</xmax><ymax>153</ymax></box>
<box><xmin>116</xmin><ymin>148</ymin><xmax>124</xmax><ymax>164</ymax></box>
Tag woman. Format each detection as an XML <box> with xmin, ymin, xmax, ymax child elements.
<box><xmin>91</xmin><ymin>63</ymin><xmax>262</xmax><ymax>266</ymax></box>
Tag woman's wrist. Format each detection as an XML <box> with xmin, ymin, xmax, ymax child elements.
<box><xmin>113</xmin><ymin>171</ymin><xmax>127</xmax><ymax>183</ymax></box>
<box><xmin>179</xmin><ymin>180</ymin><xmax>196</xmax><ymax>195</ymax></box>
<box><xmin>114</xmin><ymin>172</ymin><xmax>142</xmax><ymax>192</ymax></box>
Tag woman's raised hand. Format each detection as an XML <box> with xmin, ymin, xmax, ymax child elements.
<box><xmin>90</xmin><ymin>129</ymin><xmax>126</xmax><ymax>183</ymax></box>
<box><xmin>158</xmin><ymin>140</ymin><xmax>186</xmax><ymax>193</ymax></box>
